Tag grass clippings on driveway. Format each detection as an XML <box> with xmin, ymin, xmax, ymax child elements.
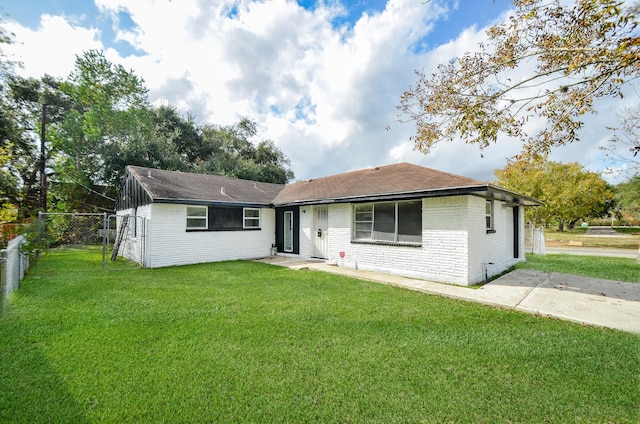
<box><xmin>1</xmin><ymin>248</ymin><xmax>639</xmax><ymax>423</ymax></box>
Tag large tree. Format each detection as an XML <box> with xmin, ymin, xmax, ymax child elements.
<box><xmin>4</xmin><ymin>75</ymin><xmax>70</xmax><ymax>216</ymax></box>
<box><xmin>105</xmin><ymin>108</ymin><xmax>295</xmax><ymax>186</ymax></box>
<box><xmin>0</xmin><ymin>15</ymin><xmax>19</xmax><ymax>219</ymax></box>
<box><xmin>613</xmin><ymin>175</ymin><xmax>640</xmax><ymax>224</ymax></box>
<box><xmin>495</xmin><ymin>158</ymin><xmax>614</xmax><ymax>230</ymax></box>
<box><xmin>399</xmin><ymin>0</ymin><xmax>640</xmax><ymax>159</ymax></box>
<box><xmin>3</xmin><ymin>45</ymin><xmax>295</xmax><ymax>215</ymax></box>
<box><xmin>196</xmin><ymin>118</ymin><xmax>294</xmax><ymax>184</ymax></box>
<box><xmin>51</xmin><ymin>50</ymin><xmax>153</xmax><ymax>211</ymax></box>
<box><xmin>0</xmin><ymin>14</ymin><xmax>16</xmax><ymax>79</ymax></box>
<box><xmin>55</xmin><ymin>50</ymin><xmax>150</xmax><ymax>182</ymax></box>
<box><xmin>101</xmin><ymin>105</ymin><xmax>191</xmax><ymax>188</ymax></box>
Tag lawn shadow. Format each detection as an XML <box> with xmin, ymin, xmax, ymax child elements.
<box><xmin>0</xmin><ymin>321</ymin><xmax>90</xmax><ymax>423</ymax></box>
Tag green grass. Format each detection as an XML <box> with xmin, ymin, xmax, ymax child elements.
<box><xmin>614</xmin><ymin>226</ymin><xmax>640</xmax><ymax>235</ymax></box>
<box><xmin>516</xmin><ymin>253</ymin><xmax>640</xmax><ymax>283</ymax></box>
<box><xmin>1</xmin><ymin>248</ymin><xmax>639</xmax><ymax>423</ymax></box>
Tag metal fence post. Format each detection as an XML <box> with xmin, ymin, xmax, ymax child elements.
<box><xmin>18</xmin><ymin>238</ymin><xmax>26</xmax><ymax>288</ymax></box>
<box><xmin>102</xmin><ymin>212</ymin><xmax>108</xmax><ymax>270</ymax></box>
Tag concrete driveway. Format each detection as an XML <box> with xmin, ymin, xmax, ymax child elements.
<box><xmin>477</xmin><ymin>269</ymin><xmax>640</xmax><ymax>334</ymax></box>
<box><xmin>255</xmin><ymin>257</ymin><xmax>640</xmax><ymax>334</ymax></box>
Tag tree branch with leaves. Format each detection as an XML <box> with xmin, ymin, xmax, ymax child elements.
<box><xmin>399</xmin><ymin>0</ymin><xmax>640</xmax><ymax>159</ymax></box>
<box><xmin>602</xmin><ymin>102</ymin><xmax>640</xmax><ymax>176</ymax></box>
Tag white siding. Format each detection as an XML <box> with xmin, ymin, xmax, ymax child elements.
<box><xmin>145</xmin><ymin>204</ymin><xmax>276</xmax><ymax>268</ymax></box>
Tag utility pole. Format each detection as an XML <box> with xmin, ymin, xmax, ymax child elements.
<box><xmin>40</xmin><ymin>103</ymin><xmax>47</xmax><ymax>212</ymax></box>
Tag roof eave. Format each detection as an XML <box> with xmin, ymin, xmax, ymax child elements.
<box><xmin>273</xmin><ymin>184</ymin><xmax>501</xmax><ymax>207</ymax></box>
<box><xmin>486</xmin><ymin>184</ymin><xmax>543</xmax><ymax>206</ymax></box>
<box><xmin>152</xmin><ymin>198</ymin><xmax>273</xmax><ymax>208</ymax></box>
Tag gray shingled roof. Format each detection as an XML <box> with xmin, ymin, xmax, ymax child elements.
<box><xmin>126</xmin><ymin>162</ymin><xmax>540</xmax><ymax>207</ymax></box>
<box><xmin>127</xmin><ymin>166</ymin><xmax>284</xmax><ymax>206</ymax></box>
<box><xmin>273</xmin><ymin>162</ymin><xmax>490</xmax><ymax>205</ymax></box>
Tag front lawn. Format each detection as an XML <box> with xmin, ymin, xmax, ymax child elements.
<box><xmin>1</xmin><ymin>248</ymin><xmax>638</xmax><ymax>423</ymax></box>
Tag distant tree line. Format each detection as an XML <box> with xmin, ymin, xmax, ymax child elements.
<box><xmin>0</xmin><ymin>41</ymin><xmax>294</xmax><ymax>220</ymax></box>
<box><xmin>495</xmin><ymin>158</ymin><xmax>640</xmax><ymax>230</ymax></box>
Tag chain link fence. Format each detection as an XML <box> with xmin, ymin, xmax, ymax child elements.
<box><xmin>107</xmin><ymin>214</ymin><xmax>146</xmax><ymax>269</ymax></box>
<box><xmin>1</xmin><ymin>235</ymin><xmax>29</xmax><ymax>308</ymax></box>
<box><xmin>36</xmin><ymin>212</ymin><xmax>145</xmax><ymax>270</ymax></box>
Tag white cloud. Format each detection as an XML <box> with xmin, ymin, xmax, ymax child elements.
<box><xmin>6</xmin><ymin>0</ymin><xmax>637</xmax><ymax>183</ymax></box>
<box><xmin>5</xmin><ymin>15</ymin><xmax>102</xmax><ymax>78</ymax></box>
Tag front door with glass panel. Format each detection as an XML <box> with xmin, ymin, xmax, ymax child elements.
<box><xmin>284</xmin><ymin>211</ymin><xmax>293</xmax><ymax>252</ymax></box>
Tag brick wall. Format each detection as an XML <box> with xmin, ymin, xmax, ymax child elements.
<box><xmin>306</xmin><ymin>198</ymin><xmax>471</xmax><ymax>285</ymax></box>
<box><xmin>120</xmin><ymin>195</ymin><xmax>526</xmax><ymax>283</ymax></box>
<box><xmin>297</xmin><ymin>196</ymin><xmax>526</xmax><ymax>286</ymax></box>
<box><xmin>466</xmin><ymin>197</ymin><xmax>525</xmax><ymax>284</ymax></box>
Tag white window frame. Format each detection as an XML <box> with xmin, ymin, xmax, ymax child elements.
<box><xmin>486</xmin><ymin>200</ymin><xmax>495</xmax><ymax>232</ymax></box>
<box><xmin>353</xmin><ymin>204</ymin><xmax>374</xmax><ymax>240</ymax></box>
<box><xmin>243</xmin><ymin>208</ymin><xmax>261</xmax><ymax>229</ymax></box>
<box><xmin>186</xmin><ymin>206</ymin><xmax>208</xmax><ymax>229</ymax></box>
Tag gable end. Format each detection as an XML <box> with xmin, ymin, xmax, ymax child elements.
<box><xmin>116</xmin><ymin>167</ymin><xmax>153</xmax><ymax>210</ymax></box>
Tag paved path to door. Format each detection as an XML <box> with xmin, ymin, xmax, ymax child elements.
<box><xmin>254</xmin><ymin>257</ymin><xmax>640</xmax><ymax>334</ymax></box>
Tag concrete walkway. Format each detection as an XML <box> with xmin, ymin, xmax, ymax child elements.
<box><xmin>254</xmin><ymin>257</ymin><xmax>640</xmax><ymax>335</ymax></box>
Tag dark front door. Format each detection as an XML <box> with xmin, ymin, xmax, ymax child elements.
<box><xmin>275</xmin><ymin>206</ymin><xmax>299</xmax><ymax>254</ymax></box>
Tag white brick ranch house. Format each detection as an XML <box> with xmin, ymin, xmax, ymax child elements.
<box><xmin>116</xmin><ymin>163</ymin><xmax>540</xmax><ymax>285</ymax></box>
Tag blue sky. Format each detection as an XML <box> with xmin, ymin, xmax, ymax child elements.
<box><xmin>3</xmin><ymin>1</ymin><xmax>512</xmax><ymax>50</ymax></box>
<box><xmin>2</xmin><ymin>0</ymin><xmax>633</xmax><ymax>182</ymax></box>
